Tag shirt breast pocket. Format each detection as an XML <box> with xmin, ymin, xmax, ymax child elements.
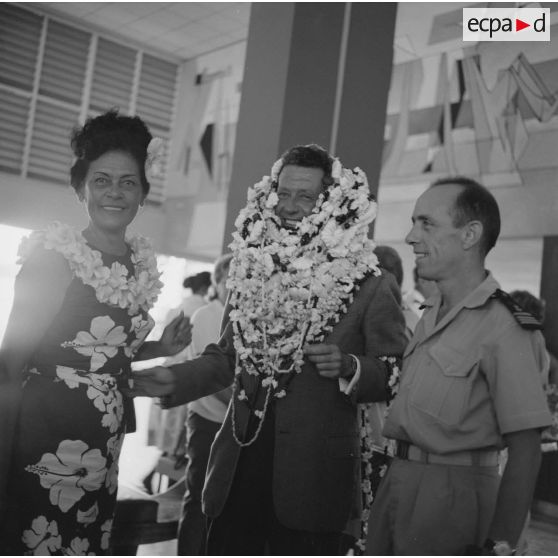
<box><xmin>410</xmin><ymin>344</ymin><xmax>479</xmax><ymax>425</ymax></box>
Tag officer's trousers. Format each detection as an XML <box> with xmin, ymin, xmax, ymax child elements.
<box><xmin>365</xmin><ymin>457</ymin><xmax>500</xmax><ymax>555</ymax></box>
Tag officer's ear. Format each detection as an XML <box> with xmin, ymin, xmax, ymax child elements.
<box><xmin>461</xmin><ymin>220</ymin><xmax>483</xmax><ymax>251</ymax></box>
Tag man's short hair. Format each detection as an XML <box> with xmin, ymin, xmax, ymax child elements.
<box><xmin>375</xmin><ymin>245</ymin><xmax>403</xmax><ymax>288</ymax></box>
<box><xmin>279</xmin><ymin>144</ymin><xmax>334</xmax><ymax>185</ymax></box>
<box><xmin>430</xmin><ymin>176</ymin><xmax>500</xmax><ymax>256</ymax></box>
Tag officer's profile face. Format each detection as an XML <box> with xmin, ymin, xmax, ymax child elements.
<box><xmin>405</xmin><ymin>184</ymin><xmax>466</xmax><ymax>282</ymax></box>
<box><xmin>275</xmin><ymin>165</ymin><xmax>324</xmax><ymax>229</ymax></box>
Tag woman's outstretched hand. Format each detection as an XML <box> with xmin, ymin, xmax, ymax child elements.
<box><xmin>158</xmin><ymin>312</ymin><xmax>192</xmax><ymax>356</ymax></box>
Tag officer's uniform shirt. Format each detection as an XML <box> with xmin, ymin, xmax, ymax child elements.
<box><xmin>384</xmin><ymin>272</ymin><xmax>552</xmax><ymax>454</ymax></box>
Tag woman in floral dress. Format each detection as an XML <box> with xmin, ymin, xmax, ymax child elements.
<box><xmin>0</xmin><ymin>110</ymin><xmax>190</xmax><ymax>555</ymax></box>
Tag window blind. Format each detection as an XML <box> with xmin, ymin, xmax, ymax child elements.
<box><xmin>136</xmin><ymin>54</ymin><xmax>177</xmax><ymax>131</ymax></box>
<box><xmin>0</xmin><ymin>4</ymin><xmax>42</xmax><ymax>91</ymax></box>
<box><xmin>39</xmin><ymin>20</ymin><xmax>90</xmax><ymax>105</ymax></box>
<box><xmin>90</xmin><ymin>38</ymin><xmax>136</xmax><ymax>113</ymax></box>
<box><xmin>27</xmin><ymin>101</ymin><xmax>79</xmax><ymax>184</ymax></box>
<box><xmin>0</xmin><ymin>5</ymin><xmax>179</xmax><ymax>204</ymax></box>
<box><xmin>0</xmin><ymin>90</ymin><xmax>30</xmax><ymax>174</ymax></box>
<box><xmin>136</xmin><ymin>54</ymin><xmax>178</xmax><ymax>202</ymax></box>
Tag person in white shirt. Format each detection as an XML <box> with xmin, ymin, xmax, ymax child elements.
<box><xmin>177</xmin><ymin>254</ymin><xmax>233</xmax><ymax>555</ymax></box>
<box><xmin>151</xmin><ymin>272</ymin><xmax>212</xmax><ymax>457</ymax></box>
<box><xmin>375</xmin><ymin>245</ymin><xmax>419</xmax><ymax>339</ymax></box>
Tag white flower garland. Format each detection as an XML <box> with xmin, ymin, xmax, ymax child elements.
<box><xmin>228</xmin><ymin>155</ymin><xmax>380</xmax><ymax>445</ymax></box>
<box><xmin>17</xmin><ymin>221</ymin><xmax>163</xmax><ymax>316</ymax></box>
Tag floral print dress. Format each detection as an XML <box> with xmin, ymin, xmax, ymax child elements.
<box><xmin>4</xmin><ymin>222</ymin><xmax>161</xmax><ymax>556</ymax></box>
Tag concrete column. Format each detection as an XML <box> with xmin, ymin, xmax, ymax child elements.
<box><xmin>223</xmin><ymin>2</ymin><xmax>397</xmax><ymax>251</ymax></box>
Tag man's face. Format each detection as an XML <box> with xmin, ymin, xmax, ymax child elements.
<box><xmin>405</xmin><ymin>184</ymin><xmax>465</xmax><ymax>282</ymax></box>
<box><xmin>275</xmin><ymin>165</ymin><xmax>324</xmax><ymax>228</ymax></box>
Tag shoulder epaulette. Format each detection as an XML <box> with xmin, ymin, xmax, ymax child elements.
<box><xmin>490</xmin><ymin>289</ymin><xmax>542</xmax><ymax>330</ymax></box>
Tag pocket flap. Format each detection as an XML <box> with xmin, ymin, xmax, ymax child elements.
<box><xmin>428</xmin><ymin>344</ymin><xmax>478</xmax><ymax>377</ymax></box>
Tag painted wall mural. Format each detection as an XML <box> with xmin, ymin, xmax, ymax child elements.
<box><xmin>375</xmin><ymin>2</ymin><xmax>558</xmax><ymax>296</ymax></box>
<box><xmin>382</xmin><ymin>10</ymin><xmax>558</xmax><ymax>190</ymax></box>
<box><xmin>163</xmin><ymin>42</ymin><xmax>246</xmax><ymax>261</ymax></box>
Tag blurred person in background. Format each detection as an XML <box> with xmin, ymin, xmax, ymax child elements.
<box><xmin>505</xmin><ymin>289</ymin><xmax>558</xmax><ymax>554</ymax></box>
<box><xmin>149</xmin><ymin>270</ymin><xmax>212</xmax><ymax>463</ymax></box>
<box><xmin>344</xmin><ymin>246</ymin><xmax>419</xmax><ymax>552</ymax></box>
<box><xmin>375</xmin><ymin>245</ymin><xmax>419</xmax><ymax>338</ymax></box>
<box><xmin>403</xmin><ymin>265</ymin><xmax>438</xmax><ymax>318</ymax></box>
<box><xmin>509</xmin><ymin>290</ymin><xmax>552</xmax><ymax>386</ymax></box>
<box><xmin>178</xmin><ymin>253</ymin><xmax>233</xmax><ymax>555</ymax></box>
<box><xmin>0</xmin><ymin>110</ymin><xmax>190</xmax><ymax>554</ymax></box>
<box><xmin>509</xmin><ymin>290</ymin><xmax>558</xmax><ymax>452</ymax></box>
<box><xmin>168</xmin><ymin>271</ymin><xmax>211</xmax><ymax>326</ymax></box>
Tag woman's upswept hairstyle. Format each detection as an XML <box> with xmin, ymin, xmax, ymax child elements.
<box><xmin>183</xmin><ymin>271</ymin><xmax>211</xmax><ymax>294</ymax></box>
<box><xmin>70</xmin><ymin>109</ymin><xmax>152</xmax><ymax>195</ymax></box>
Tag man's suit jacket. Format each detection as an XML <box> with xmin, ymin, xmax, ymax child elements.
<box><xmin>165</xmin><ymin>272</ymin><xmax>406</xmax><ymax>532</ymax></box>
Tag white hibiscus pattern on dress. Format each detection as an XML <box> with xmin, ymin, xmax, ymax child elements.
<box><xmin>76</xmin><ymin>502</ymin><xmax>99</xmax><ymax>525</ymax></box>
<box><xmin>124</xmin><ymin>314</ymin><xmax>153</xmax><ymax>358</ymax></box>
<box><xmin>55</xmin><ymin>365</ymin><xmax>83</xmax><ymax>389</ymax></box>
<box><xmin>100</xmin><ymin>519</ymin><xmax>113</xmax><ymax>551</ymax></box>
<box><xmin>69</xmin><ymin>316</ymin><xmax>127</xmax><ymax>371</ymax></box>
<box><xmin>22</xmin><ymin>516</ymin><xmax>62</xmax><ymax>555</ymax></box>
<box><xmin>55</xmin><ymin>367</ymin><xmax>124</xmax><ymax>433</ymax></box>
<box><xmin>25</xmin><ymin>440</ymin><xmax>107</xmax><ymax>513</ymax></box>
<box><xmin>102</xmin><ymin>392</ymin><xmax>124</xmax><ymax>433</ymax></box>
<box><xmin>85</xmin><ymin>375</ymin><xmax>124</xmax><ymax>433</ymax></box>
<box><xmin>65</xmin><ymin>537</ymin><xmax>95</xmax><ymax>556</ymax></box>
<box><xmin>105</xmin><ymin>434</ymin><xmax>124</xmax><ymax>494</ymax></box>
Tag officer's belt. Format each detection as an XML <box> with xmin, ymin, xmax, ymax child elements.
<box><xmin>395</xmin><ymin>441</ymin><xmax>499</xmax><ymax>467</ymax></box>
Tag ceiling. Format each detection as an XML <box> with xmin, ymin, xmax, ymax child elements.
<box><xmin>26</xmin><ymin>2</ymin><xmax>492</xmax><ymax>66</ymax></box>
<box><xmin>29</xmin><ymin>3</ymin><xmax>547</xmax><ymax>66</ymax></box>
<box><xmin>28</xmin><ymin>2</ymin><xmax>252</xmax><ymax>61</ymax></box>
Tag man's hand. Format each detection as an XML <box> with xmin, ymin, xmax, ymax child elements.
<box><xmin>128</xmin><ymin>366</ymin><xmax>176</xmax><ymax>397</ymax></box>
<box><xmin>158</xmin><ymin>312</ymin><xmax>192</xmax><ymax>356</ymax></box>
<box><xmin>304</xmin><ymin>343</ymin><xmax>353</xmax><ymax>379</ymax></box>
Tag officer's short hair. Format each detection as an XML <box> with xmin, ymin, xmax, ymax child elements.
<box><xmin>430</xmin><ymin>176</ymin><xmax>500</xmax><ymax>256</ymax></box>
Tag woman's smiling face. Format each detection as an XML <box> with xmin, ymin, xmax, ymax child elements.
<box><xmin>79</xmin><ymin>150</ymin><xmax>145</xmax><ymax>235</ymax></box>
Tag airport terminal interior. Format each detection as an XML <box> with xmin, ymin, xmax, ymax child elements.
<box><xmin>1</xmin><ymin>2</ymin><xmax>558</xmax><ymax>555</ymax></box>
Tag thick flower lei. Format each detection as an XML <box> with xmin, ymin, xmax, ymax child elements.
<box><xmin>17</xmin><ymin>221</ymin><xmax>163</xmax><ymax>316</ymax></box>
<box><xmin>227</xmin><ymin>155</ymin><xmax>380</xmax><ymax>445</ymax></box>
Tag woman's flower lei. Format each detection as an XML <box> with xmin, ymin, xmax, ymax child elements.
<box><xmin>17</xmin><ymin>222</ymin><xmax>163</xmax><ymax>316</ymax></box>
<box><xmin>227</xmin><ymin>155</ymin><xmax>380</xmax><ymax>444</ymax></box>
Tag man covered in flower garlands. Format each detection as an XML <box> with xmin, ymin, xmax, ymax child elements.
<box><xmin>131</xmin><ymin>144</ymin><xmax>407</xmax><ymax>555</ymax></box>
